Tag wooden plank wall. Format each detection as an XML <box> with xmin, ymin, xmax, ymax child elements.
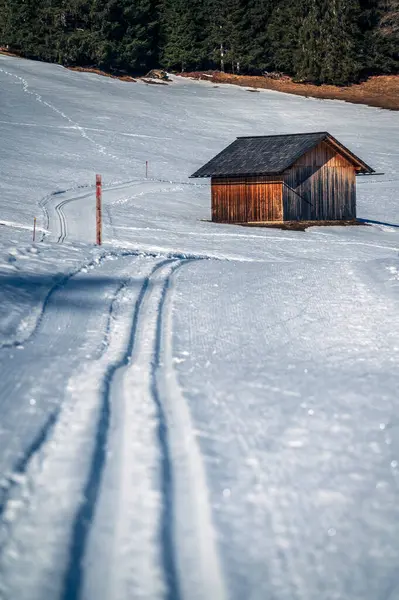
<box><xmin>283</xmin><ymin>142</ymin><xmax>357</xmax><ymax>220</ymax></box>
<box><xmin>295</xmin><ymin>141</ymin><xmax>353</xmax><ymax>168</ymax></box>
<box><xmin>283</xmin><ymin>167</ymin><xmax>314</xmax><ymax>221</ymax></box>
<box><xmin>212</xmin><ymin>177</ymin><xmax>247</xmax><ymax>222</ymax></box>
<box><xmin>211</xmin><ymin>176</ymin><xmax>283</xmax><ymax>223</ymax></box>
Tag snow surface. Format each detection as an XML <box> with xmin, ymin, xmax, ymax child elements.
<box><xmin>0</xmin><ymin>53</ymin><xmax>399</xmax><ymax>600</ymax></box>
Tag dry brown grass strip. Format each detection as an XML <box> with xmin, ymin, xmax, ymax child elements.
<box><xmin>237</xmin><ymin>219</ymin><xmax>369</xmax><ymax>231</ymax></box>
<box><xmin>181</xmin><ymin>71</ymin><xmax>399</xmax><ymax>111</ymax></box>
<box><xmin>67</xmin><ymin>66</ymin><xmax>136</xmax><ymax>82</ymax></box>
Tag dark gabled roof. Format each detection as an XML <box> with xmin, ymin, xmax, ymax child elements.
<box><xmin>190</xmin><ymin>132</ymin><xmax>374</xmax><ymax>177</ymax></box>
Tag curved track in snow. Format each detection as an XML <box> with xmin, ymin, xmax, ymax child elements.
<box><xmin>42</xmin><ymin>177</ymin><xmax>205</xmax><ymax>246</ymax></box>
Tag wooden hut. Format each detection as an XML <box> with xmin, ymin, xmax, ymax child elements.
<box><xmin>190</xmin><ymin>132</ymin><xmax>374</xmax><ymax>223</ymax></box>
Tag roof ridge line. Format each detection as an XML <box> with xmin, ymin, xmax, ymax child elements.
<box><xmin>236</xmin><ymin>132</ymin><xmax>329</xmax><ymax>139</ymax></box>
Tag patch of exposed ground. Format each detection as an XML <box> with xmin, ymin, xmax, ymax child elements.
<box><xmin>181</xmin><ymin>71</ymin><xmax>399</xmax><ymax>111</ymax></box>
<box><xmin>66</xmin><ymin>66</ymin><xmax>137</xmax><ymax>82</ymax></box>
<box><xmin>0</xmin><ymin>48</ymin><xmax>23</xmax><ymax>58</ymax></box>
<box><xmin>238</xmin><ymin>220</ymin><xmax>369</xmax><ymax>231</ymax></box>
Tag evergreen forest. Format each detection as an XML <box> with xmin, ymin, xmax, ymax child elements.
<box><xmin>0</xmin><ymin>0</ymin><xmax>398</xmax><ymax>85</ymax></box>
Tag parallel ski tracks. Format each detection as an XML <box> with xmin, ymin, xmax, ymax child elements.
<box><xmin>60</xmin><ymin>258</ymin><xmax>176</xmax><ymax>600</ymax></box>
<box><xmin>62</xmin><ymin>256</ymin><xmax>226</xmax><ymax>600</ymax></box>
<box><xmin>40</xmin><ymin>177</ymin><xmax>206</xmax><ymax>245</ymax></box>
<box><xmin>55</xmin><ymin>198</ymin><xmax>68</xmax><ymax>243</ymax></box>
<box><xmin>0</xmin><ymin>257</ymin><xmax>225</xmax><ymax>600</ymax></box>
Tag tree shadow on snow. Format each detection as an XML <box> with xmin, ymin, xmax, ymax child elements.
<box><xmin>0</xmin><ymin>273</ymin><xmax>143</xmax><ymax>311</ymax></box>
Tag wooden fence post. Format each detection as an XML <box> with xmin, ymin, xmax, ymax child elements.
<box><xmin>96</xmin><ymin>174</ymin><xmax>102</xmax><ymax>245</ymax></box>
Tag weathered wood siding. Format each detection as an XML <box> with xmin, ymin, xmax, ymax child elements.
<box><xmin>283</xmin><ymin>142</ymin><xmax>357</xmax><ymax>220</ymax></box>
<box><xmin>211</xmin><ymin>177</ymin><xmax>247</xmax><ymax>222</ymax></box>
<box><xmin>211</xmin><ymin>176</ymin><xmax>283</xmax><ymax>223</ymax></box>
<box><xmin>294</xmin><ymin>141</ymin><xmax>353</xmax><ymax>168</ymax></box>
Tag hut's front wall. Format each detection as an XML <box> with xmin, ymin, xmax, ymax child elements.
<box><xmin>283</xmin><ymin>142</ymin><xmax>357</xmax><ymax>221</ymax></box>
<box><xmin>211</xmin><ymin>176</ymin><xmax>283</xmax><ymax>223</ymax></box>
<box><xmin>294</xmin><ymin>141</ymin><xmax>354</xmax><ymax>168</ymax></box>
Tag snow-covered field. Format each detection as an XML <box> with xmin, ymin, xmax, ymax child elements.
<box><xmin>0</xmin><ymin>54</ymin><xmax>399</xmax><ymax>600</ymax></box>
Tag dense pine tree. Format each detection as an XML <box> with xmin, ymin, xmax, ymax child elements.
<box><xmin>295</xmin><ymin>0</ymin><xmax>362</xmax><ymax>84</ymax></box>
<box><xmin>160</xmin><ymin>0</ymin><xmax>203</xmax><ymax>70</ymax></box>
<box><xmin>0</xmin><ymin>0</ymin><xmax>397</xmax><ymax>82</ymax></box>
<box><xmin>266</xmin><ymin>0</ymin><xmax>305</xmax><ymax>75</ymax></box>
<box><xmin>0</xmin><ymin>0</ymin><xmax>42</xmax><ymax>57</ymax></box>
<box><xmin>241</xmin><ymin>0</ymin><xmax>275</xmax><ymax>72</ymax></box>
<box><xmin>209</xmin><ymin>0</ymin><xmax>245</xmax><ymax>73</ymax></box>
<box><xmin>90</xmin><ymin>0</ymin><xmax>159</xmax><ymax>71</ymax></box>
<box><xmin>364</xmin><ymin>0</ymin><xmax>399</xmax><ymax>73</ymax></box>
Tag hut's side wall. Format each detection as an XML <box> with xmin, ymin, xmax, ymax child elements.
<box><xmin>283</xmin><ymin>142</ymin><xmax>357</xmax><ymax>221</ymax></box>
<box><xmin>211</xmin><ymin>176</ymin><xmax>283</xmax><ymax>223</ymax></box>
<box><xmin>211</xmin><ymin>177</ymin><xmax>247</xmax><ymax>222</ymax></box>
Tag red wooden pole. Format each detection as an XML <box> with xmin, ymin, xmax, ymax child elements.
<box><xmin>96</xmin><ymin>174</ymin><xmax>102</xmax><ymax>245</ymax></box>
<box><xmin>33</xmin><ymin>217</ymin><xmax>36</xmax><ymax>242</ymax></box>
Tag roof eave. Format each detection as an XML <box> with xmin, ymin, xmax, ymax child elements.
<box><xmin>190</xmin><ymin>171</ymin><xmax>284</xmax><ymax>178</ymax></box>
<box><xmin>325</xmin><ymin>134</ymin><xmax>375</xmax><ymax>174</ymax></box>
<box><xmin>355</xmin><ymin>168</ymin><xmax>375</xmax><ymax>175</ymax></box>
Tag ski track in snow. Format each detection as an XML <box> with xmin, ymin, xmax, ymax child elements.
<box><xmin>61</xmin><ymin>258</ymin><xmax>179</xmax><ymax>600</ymax></box>
<box><xmin>81</xmin><ymin>259</ymin><xmax>226</xmax><ymax>600</ymax></box>
<box><xmin>0</xmin><ymin>67</ymin><xmax>122</xmax><ymax>164</ymax></box>
<box><xmin>41</xmin><ymin>179</ymin><xmax>200</xmax><ymax>245</ymax></box>
<box><xmin>154</xmin><ymin>264</ymin><xmax>227</xmax><ymax>600</ymax></box>
<box><xmin>0</xmin><ymin>258</ymin><xmax>148</xmax><ymax>600</ymax></box>
<box><xmin>0</xmin><ymin>256</ymin><xmax>225</xmax><ymax>600</ymax></box>
<box><xmin>0</xmin><ymin>265</ymin><xmax>131</xmax><ymax>518</ymax></box>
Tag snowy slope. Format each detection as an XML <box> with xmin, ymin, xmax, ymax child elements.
<box><xmin>0</xmin><ymin>53</ymin><xmax>399</xmax><ymax>600</ymax></box>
